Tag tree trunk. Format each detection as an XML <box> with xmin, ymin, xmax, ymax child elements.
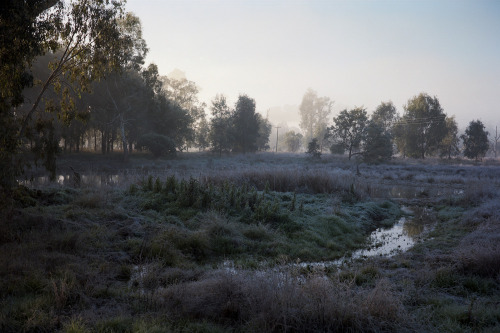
<box><xmin>101</xmin><ymin>131</ymin><xmax>106</xmax><ymax>154</ymax></box>
<box><xmin>94</xmin><ymin>130</ymin><xmax>98</xmax><ymax>152</ymax></box>
<box><xmin>119</xmin><ymin>113</ymin><xmax>128</xmax><ymax>161</ymax></box>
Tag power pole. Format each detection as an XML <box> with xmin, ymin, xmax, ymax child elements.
<box><xmin>275</xmin><ymin>126</ymin><xmax>281</xmax><ymax>153</ymax></box>
<box><xmin>495</xmin><ymin>126</ymin><xmax>499</xmax><ymax>158</ymax></box>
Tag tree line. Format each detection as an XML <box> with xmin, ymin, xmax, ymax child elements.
<box><xmin>0</xmin><ymin>0</ymin><xmax>272</xmax><ymax>190</ymax></box>
<box><xmin>296</xmin><ymin>89</ymin><xmax>491</xmax><ymax>162</ymax></box>
<box><xmin>0</xmin><ymin>1</ymin><xmax>493</xmax><ymax>191</ymax></box>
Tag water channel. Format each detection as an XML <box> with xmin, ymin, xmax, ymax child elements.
<box><xmin>298</xmin><ymin>206</ymin><xmax>433</xmax><ymax>270</ymax></box>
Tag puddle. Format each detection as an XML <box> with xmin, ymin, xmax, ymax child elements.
<box><xmin>299</xmin><ymin>206</ymin><xmax>433</xmax><ymax>268</ymax></box>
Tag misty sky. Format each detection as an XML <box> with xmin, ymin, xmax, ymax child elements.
<box><xmin>126</xmin><ymin>0</ymin><xmax>500</xmax><ymax>130</ymax></box>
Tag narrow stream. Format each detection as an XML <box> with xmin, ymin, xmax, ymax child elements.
<box><xmin>299</xmin><ymin>206</ymin><xmax>434</xmax><ymax>269</ymax></box>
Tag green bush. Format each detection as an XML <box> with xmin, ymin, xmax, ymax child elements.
<box><xmin>137</xmin><ymin>133</ymin><xmax>176</xmax><ymax>158</ymax></box>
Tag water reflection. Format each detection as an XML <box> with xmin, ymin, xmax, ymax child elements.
<box><xmin>350</xmin><ymin>216</ymin><xmax>416</xmax><ymax>259</ymax></box>
<box><xmin>403</xmin><ymin>221</ymin><xmax>425</xmax><ymax>237</ymax></box>
<box><xmin>22</xmin><ymin>173</ymin><xmax>121</xmax><ymax>187</ymax></box>
<box><xmin>300</xmin><ymin>206</ymin><xmax>432</xmax><ymax>268</ymax></box>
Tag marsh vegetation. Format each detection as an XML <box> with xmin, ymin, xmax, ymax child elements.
<box><xmin>1</xmin><ymin>152</ymin><xmax>500</xmax><ymax>332</ymax></box>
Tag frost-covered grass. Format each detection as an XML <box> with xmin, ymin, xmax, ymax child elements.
<box><xmin>2</xmin><ymin>151</ymin><xmax>500</xmax><ymax>332</ymax></box>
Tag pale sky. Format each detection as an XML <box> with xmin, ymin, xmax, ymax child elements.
<box><xmin>126</xmin><ymin>0</ymin><xmax>500</xmax><ymax>130</ymax></box>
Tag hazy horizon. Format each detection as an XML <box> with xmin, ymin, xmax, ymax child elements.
<box><xmin>126</xmin><ymin>0</ymin><xmax>500</xmax><ymax>131</ymax></box>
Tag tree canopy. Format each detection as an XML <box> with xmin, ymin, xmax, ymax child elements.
<box><xmin>393</xmin><ymin>93</ymin><xmax>447</xmax><ymax>159</ymax></box>
<box><xmin>232</xmin><ymin>95</ymin><xmax>260</xmax><ymax>153</ymax></box>
<box><xmin>462</xmin><ymin>120</ymin><xmax>489</xmax><ymax>161</ymax></box>
<box><xmin>325</xmin><ymin>107</ymin><xmax>368</xmax><ymax>160</ymax></box>
<box><xmin>299</xmin><ymin>89</ymin><xmax>333</xmax><ymax>150</ymax></box>
<box><xmin>1</xmin><ymin>0</ymin><xmax>130</xmax><ymax>188</ymax></box>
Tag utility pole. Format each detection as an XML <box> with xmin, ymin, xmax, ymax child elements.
<box><xmin>275</xmin><ymin>126</ymin><xmax>281</xmax><ymax>153</ymax></box>
<box><xmin>495</xmin><ymin>126</ymin><xmax>499</xmax><ymax>158</ymax></box>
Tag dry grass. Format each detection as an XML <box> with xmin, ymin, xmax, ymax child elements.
<box><xmin>455</xmin><ymin>221</ymin><xmax>500</xmax><ymax>279</ymax></box>
<box><xmin>4</xmin><ymin>152</ymin><xmax>500</xmax><ymax>332</ymax></box>
<box><xmin>160</xmin><ymin>269</ymin><xmax>413</xmax><ymax>332</ymax></box>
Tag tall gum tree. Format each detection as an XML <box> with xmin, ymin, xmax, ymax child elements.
<box><xmin>396</xmin><ymin>93</ymin><xmax>447</xmax><ymax>159</ymax></box>
<box><xmin>299</xmin><ymin>89</ymin><xmax>333</xmax><ymax>150</ymax></box>
<box><xmin>1</xmin><ymin>0</ymin><xmax>130</xmax><ymax>187</ymax></box>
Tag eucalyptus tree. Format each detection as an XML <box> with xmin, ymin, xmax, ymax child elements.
<box><xmin>256</xmin><ymin>113</ymin><xmax>272</xmax><ymax>151</ymax></box>
<box><xmin>232</xmin><ymin>95</ymin><xmax>260</xmax><ymax>153</ymax></box>
<box><xmin>462</xmin><ymin>120</ymin><xmax>489</xmax><ymax>161</ymax></box>
<box><xmin>160</xmin><ymin>76</ymin><xmax>206</xmax><ymax>150</ymax></box>
<box><xmin>284</xmin><ymin>131</ymin><xmax>303</xmax><ymax>152</ymax></box>
<box><xmin>394</xmin><ymin>93</ymin><xmax>447</xmax><ymax>159</ymax></box>
<box><xmin>439</xmin><ymin>116</ymin><xmax>460</xmax><ymax>159</ymax></box>
<box><xmin>372</xmin><ymin>101</ymin><xmax>397</xmax><ymax>133</ymax></box>
<box><xmin>362</xmin><ymin>122</ymin><xmax>393</xmax><ymax>163</ymax></box>
<box><xmin>361</xmin><ymin>101</ymin><xmax>397</xmax><ymax>163</ymax></box>
<box><xmin>326</xmin><ymin>107</ymin><xmax>368</xmax><ymax>160</ymax></box>
<box><xmin>299</xmin><ymin>89</ymin><xmax>333</xmax><ymax>150</ymax></box>
<box><xmin>85</xmin><ymin>12</ymin><xmax>149</xmax><ymax>159</ymax></box>
<box><xmin>209</xmin><ymin>94</ymin><xmax>233</xmax><ymax>156</ymax></box>
<box><xmin>140</xmin><ymin>64</ymin><xmax>193</xmax><ymax>152</ymax></box>
<box><xmin>88</xmin><ymin>70</ymin><xmax>149</xmax><ymax>158</ymax></box>
<box><xmin>0</xmin><ymin>0</ymin><xmax>130</xmax><ymax>187</ymax></box>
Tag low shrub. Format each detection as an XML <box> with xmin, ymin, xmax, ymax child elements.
<box><xmin>136</xmin><ymin>133</ymin><xmax>176</xmax><ymax>158</ymax></box>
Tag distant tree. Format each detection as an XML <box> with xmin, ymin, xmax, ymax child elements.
<box><xmin>487</xmin><ymin>126</ymin><xmax>499</xmax><ymax>158</ymax></box>
<box><xmin>325</xmin><ymin>107</ymin><xmax>368</xmax><ymax>160</ymax></box>
<box><xmin>372</xmin><ymin>101</ymin><xmax>397</xmax><ymax>133</ymax></box>
<box><xmin>88</xmin><ymin>70</ymin><xmax>149</xmax><ymax>159</ymax></box>
<box><xmin>392</xmin><ymin>114</ymin><xmax>407</xmax><ymax>157</ymax></box>
<box><xmin>307</xmin><ymin>138</ymin><xmax>321</xmax><ymax>158</ymax></box>
<box><xmin>439</xmin><ymin>116</ymin><xmax>460</xmax><ymax>159</ymax></box>
<box><xmin>462</xmin><ymin>120</ymin><xmax>489</xmax><ymax>161</ymax></box>
<box><xmin>256</xmin><ymin>113</ymin><xmax>272</xmax><ymax>151</ymax></box>
<box><xmin>361</xmin><ymin>103</ymin><xmax>396</xmax><ymax>163</ymax></box>
<box><xmin>160</xmin><ymin>76</ymin><xmax>205</xmax><ymax>149</ymax></box>
<box><xmin>209</xmin><ymin>94</ymin><xmax>233</xmax><ymax>156</ymax></box>
<box><xmin>232</xmin><ymin>95</ymin><xmax>260</xmax><ymax>153</ymax></box>
<box><xmin>141</xmin><ymin>64</ymin><xmax>193</xmax><ymax>151</ymax></box>
<box><xmin>299</xmin><ymin>89</ymin><xmax>333</xmax><ymax>150</ymax></box>
<box><xmin>195</xmin><ymin>116</ymin><xmax>210</xmax><ymax>151</ymax></box>
<box><xmin>394</xmin><ymin>93</ymin><xmax>447</xmax><ymax>159</ymax></box>
<box><xmin>284</xmin><ymin>131</ymin><xmax>303</xmax><ymax>152</ymax></box>
<box><xmin>362</xmin><ymin>121</ymin><xmax>393</xmax><ymax>163</ymax></box>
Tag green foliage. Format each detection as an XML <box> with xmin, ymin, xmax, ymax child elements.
<box><xmin>371</xmin><ymin>101</ymin><xmax>397</xmax><ymax>132</ymax></box>
<box><xmin>161</xmin><ymin>76</ymin><xmax>205</xmax><ymax>149</ymax></box>
<box><xmin>137</xmin><ymin>133</ymin><xmax>176</xmax><ymax>158</ymax></box>
<box><xmin>307</xmin><ymin>138</ymin><xmax>321</xmax><ymax>158</ymax></box>
<box><xmin>0</xmin><ymin>0</ymin><xmax>130</xmax><ymax>189</ymax></box>
<box><xmin>394</xmin><ymin>93</ymin><xmax>448</xmax><ymax>158</ymax></box>
<box><xmin>362</xmin><ymin>121</ymin><xmax>393</xmax><ymax>163</ymax></box>
<box><xmin>154</xmin><ymin>177</ymin><xmax>162</xmax><ymax>192</ymax></box>
<box><xmin>326</xmin><ymin>107</ymin><xmax>368</xmax><ymax>159</ymax></box>
<box><xmin>284</xmin><ymin>130</ymin><xmax>303</xmax><ymax>152</ymax></box>
<box><xmin>209</xmin><ymin>94</ymin><xmax>233</xmax><ymax>155</ymax></box>
<box><xmin>439</xmin><ymin>116</ymin><xmax>460</xmax><ymax>159</ymax></box>
<box><xmin>461</xmin><ymin>120</ymin><xmax>489</xmax><ymax>161</ymax></box>
<box><xmin>255</xmin><ymin>113</ymin><xmax>272</xmax><ymax>151</ymax></box>
<box><xmin>232</xmin><ymin>94</ymin><xmax>260</xmax><ymax>153</ymax></box>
